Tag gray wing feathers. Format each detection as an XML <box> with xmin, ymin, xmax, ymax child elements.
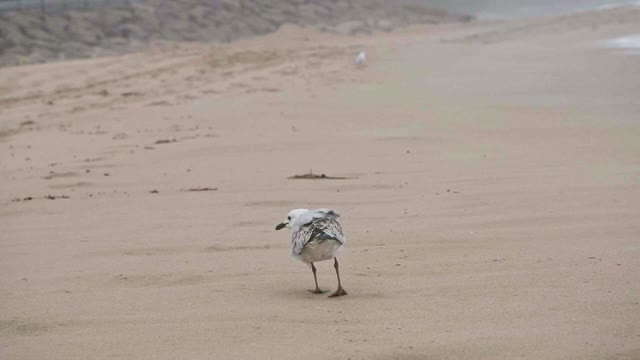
<box><xmin>291</xmin><ymin>209</ymin><xmax>340</xmax><ymax>228</ymax></box>
<box><xmin>291</xmin><ymin>216</ymin><xmax>345</xmax><ymax>255</ymax></box>
<box><xmin>314</xmin><ymin>209</ymin><xmax>340</xmax><ymax>220</ymax></box>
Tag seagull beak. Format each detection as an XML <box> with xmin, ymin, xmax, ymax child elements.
<box><xmin>275</xmin><ymin>222</ymin><xmax>287</xmax><ymax>230</ymax></box>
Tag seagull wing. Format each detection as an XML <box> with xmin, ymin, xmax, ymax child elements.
<box><xmin>291</xmin><ymin>210</ymin><xmax>345</xmax><ymax>255</ymax></box>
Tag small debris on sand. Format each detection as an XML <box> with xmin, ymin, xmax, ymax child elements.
<box><xmin>13</xmin><ymin>195</ymin><xmax>70</xmax><ymax>202</ymax></box>
<box><xmin>288</xmin><ymin>171</ymin><xmax>351</xmax><ymax>180</ymax></box>
<box><xmin>183</xmin><ymin>187</ymin><xmax>218</xmax><ymax>192</ymax></box>
<box><xmin>154</xmin><ymin>139</ymin><xmax>177</xmax><ymax>145</ymax></box>
<box><xmin>44</xmin><ymin>195</ymin><xmax>70</xmax><ymax>200</ymax></box>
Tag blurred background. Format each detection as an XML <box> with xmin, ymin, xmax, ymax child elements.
<box><xmin>2</xmin><ymin>0</ymin><xmax>639</xmax><ymax>66</ymax></box>
<box><xmin>1</xmin><ymin>1</ymin><xmax>639</xmax><ymax>359</ymax></box>
<box><xmin>422</xmin><ymin>0</ymin><xmax>640</xmax><ymax>18</ymax></box>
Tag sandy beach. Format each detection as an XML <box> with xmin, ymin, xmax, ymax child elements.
<box><xmin>1</xmin><ymin>6</ymin><xmax>640</xmax><ymax>359</ymax></box>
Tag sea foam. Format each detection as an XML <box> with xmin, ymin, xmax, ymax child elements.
<box><xmin>601</xmin><ymin>34</ymin><xmax>640</xmax><ymax>55</ymax></box>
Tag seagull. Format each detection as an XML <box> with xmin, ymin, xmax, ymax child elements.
<box><xmin>355</xmin><ymin>51</ymin><xmax>366</xmax><ymax>67</ymax></box>
<box><xmin>275</xmin><ymin>208</ymin><xmax>348</xmax><ymax>297</ymax></box>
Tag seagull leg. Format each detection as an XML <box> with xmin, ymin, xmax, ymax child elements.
<box><xmin>309</xmin><ymin>263</ymin><xmax>328</xmax><ymax>294</ymax></box>
<box><xmin>329</xmin><ymin>258</ymin><xmax>348</xmax><ymax>298</ymax></box>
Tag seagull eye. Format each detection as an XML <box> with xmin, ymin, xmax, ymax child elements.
<box><xmin>287</xmin><ymin>216</ymin><xmax>291</xmax><ymax>220</ymax></box>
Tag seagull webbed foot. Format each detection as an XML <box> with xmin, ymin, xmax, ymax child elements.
<box><xmin>328</xmin><ymin>286</ymin><xmax>348</xmax><ymax>298</ymax></box>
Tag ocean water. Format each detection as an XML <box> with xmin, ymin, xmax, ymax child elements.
<box><xmin>417</xmin><ymin>0</ymin><xmax>640</xmax><ymax>18</ymax></box>
<box><xmin>601</xmin><ymin>34</ymin><xmax>640</xmax><ymax>55</ymax></box>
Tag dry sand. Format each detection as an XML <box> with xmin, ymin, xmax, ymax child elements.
<box><xmin>1</xmin><ymin>7</ymin><xmax>640</xmax><ymax>360</ymax></box>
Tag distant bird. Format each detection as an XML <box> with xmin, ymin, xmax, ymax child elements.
<box><xmin>355</xmin><ymin>51</ymin><xmax>366</xmax><ymax>67</ymax></box>
<box><xmin>275</xmin><ymin>208</ymin><xmax>347</xmax><ymax>297</ymax></box>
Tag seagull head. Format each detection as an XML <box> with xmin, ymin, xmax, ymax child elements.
<box><xmin>275</xmin><ymin>208</ymin><xmax>308</xmax><ymax>230</ymax></box>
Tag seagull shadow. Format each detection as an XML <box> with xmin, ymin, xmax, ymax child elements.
<box><xmin>271</xmin><ymin>287</ymin><xmax>385</xmax><ymax>300</ymax></box>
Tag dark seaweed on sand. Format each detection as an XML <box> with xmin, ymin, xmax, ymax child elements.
<box><xmin>288</xmin><ymin>171</ymin><xmax>351</xmax><ymax>180</ymax></box>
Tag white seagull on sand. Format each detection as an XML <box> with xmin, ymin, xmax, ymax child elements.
<box><xmin>355</xmin><ymin>51</ymin><xmax>366</xmax><ymax>67</ymax></box>
<box><xmin>275</xmin><ymin>208</ymin><xmax>348</xmax><ymax>297</ymax></box>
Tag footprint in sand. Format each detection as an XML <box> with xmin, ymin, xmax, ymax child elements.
<box><xmin>228</xmin><ymin>82</ymin><xmax>249</xmax><ymax>89</ymax></box>
<box><xmin>103</xmin><ymin>273</ymin><xmax>213</xmax><ymax>288</ymax></box>
<box><xmin>146</xmin><ymin>100</ymin><xmax>172</xmax><ymax>106</ymax></box>
<box><xmin>42</xmin><ymin>171</ymin><xmax>77</xmax><ymax>180</ymax></box>
<box><xmin>49</xmin><ymin>181</ymin><xmax>92</xmax><ymax>189</ymax></box>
